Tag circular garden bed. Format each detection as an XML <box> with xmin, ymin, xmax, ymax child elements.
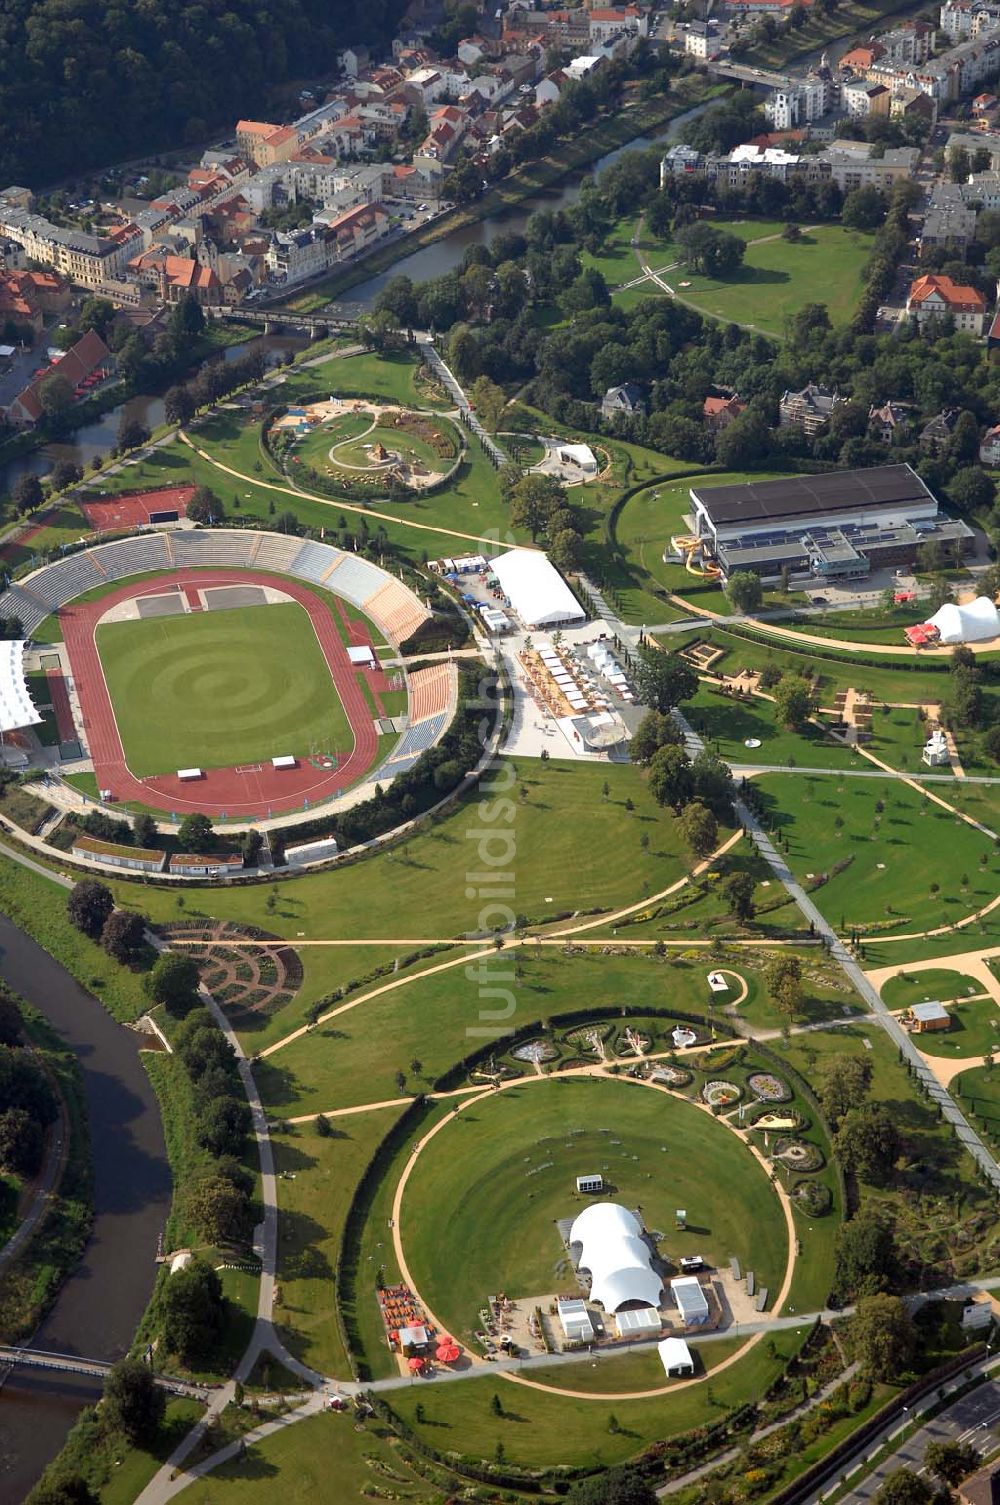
<box><xmin>703</xmin><ymin>1079</ymin><xmax>742</xmax><ymax>1108</ymax></box>
<box><xmin>510</xmin><ymin>1038</ymin><xmax>559</xmax><ymax>1064</ymax></box>
<box><xmin>747</xmin><ymin>1072</ymin><xmax>792</xmax><ymax>1103</ymax></box>
<box><xmin>772</xmin><ymin>1139</ymin><xmax>825</xmax><ymax>1172</ymax></box>
<box><xmin>791</xmin><ymin>1179</ymin><xmax>833</xmax><ymax>1216</ymax></box>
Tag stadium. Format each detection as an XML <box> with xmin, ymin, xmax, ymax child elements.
<box><xmin>0</xmin><ymin>527</ymin><xmax>456</xmax><ymax>822</ymax></box>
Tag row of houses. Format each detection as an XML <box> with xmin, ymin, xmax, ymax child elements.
<box><xmin>661</xmin><ymin>137</ymin><xmax>920</xmax><ymax>194</ymax></box>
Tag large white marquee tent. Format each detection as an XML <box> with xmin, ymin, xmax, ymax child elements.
<box><xmin>569</xmin><ymin>1202</ymin><xmax>663</xmax><ymax>1313</ymax></box>
<box><xmin>489</xmin><ymin>549</ymin><xmax>586</xmax><ymax>629</ymax></box>
<box><xmin>0</xmin><ymin>641</ymin><xmax>41</xmax><ymax>734</ymax></box>
<box><xmin>925</xmin><ymin>596</ymin><xmax>1000</xmax><ymax>645</ymax></box>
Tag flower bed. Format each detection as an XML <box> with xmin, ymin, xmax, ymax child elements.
<box><xmin>749</xmin><ymin>1108</ymin><xmax>806</xmax><ymax>1133</ymax></box>
<box><xmin>792</xmin><ymin>1179</ymin><xmax>833</xmax><ymax>1216</ymax></box>
<box><xmin>747</xmin><ymin>1072</ymin><xmax>792</xmax><ymax>1103</ymax></box>
<box><xmin>772</xmin><ymin>1138</ymin><xmax>824</xmax><ymax>1172</ymax></box>
<box><xmin>510</xmin><ymin>1038</ymin><xmax>559</xmax><ymax>1064</ymax></box>
<box><xmin>651</xmin><ymin>1064</ymin><xmax>693</xmax><ymax>1088</ymax></box>
<box><xmin>702</xmin><ymin>1079</ymin><xmax>742</xmax><ymax>1108</ymax></box>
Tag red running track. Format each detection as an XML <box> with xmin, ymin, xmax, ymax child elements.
<box><xmin>62</xmin><ymin>569</ymin><xmax>380</xmax><ymax>819</ymax></box>
<box><xmin>45</xmin><ymin>670</ymin><xmax>76</xmax><ymax>743</ymax></box>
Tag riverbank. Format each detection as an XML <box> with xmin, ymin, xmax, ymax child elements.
<box><xmin>286</xmin><ymin>78</ymin><xmax>722</xmax><ymax>313</ymax></box>
<box><xmin>0</xmin><ymin>894</ymin><xmax>171</xmax><ymax>1498</ymax></box>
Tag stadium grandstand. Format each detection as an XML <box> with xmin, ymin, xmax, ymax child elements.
<box><xmin>381</xmin><ymin>663</ymin><xmax>458</xmax><ymax>775</ymax></box>
<box><xmin>0</xmin><ymin>531</ymin><xmax>433</xmax><ymax>647</ymax></box>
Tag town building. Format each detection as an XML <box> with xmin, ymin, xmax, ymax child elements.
<box><xmin>906</xmin><ymin>272</ymin><xmax>988</xmax><ymax>333</ymax></box>
<box><xmin>980</xmin><ymin>422</ymin><xmax>1000</xmax><ymax>462</ymax></box>
<box><xmin>0</xmin><ymin>207</ymin><xmax>141</xmax><ymax>289</ymax></box>
<box><xmin>920</xmin><ymin>408</ymin><xmax>962</xmax><ymax>453</ymax></box>
<box><xmin>778</xmin><ymin>383</ymin><xmax>842</xmax><ymax>436</ymax></box>
<box><xmin>868</xmin><ymin>400</ymin><xmax>916</xmax><ymax>444</ymax></box>
<box><xmin>843</xmin><ymin>80</ymin><xmax>891</xmax><ymax>117</ymax></box>
<box><xmin>687</xmin><ymin>464</ymin><xmax>974</xmax><ymax>584</ymax></box>
<box><xmin>684</xmin><ymin>20</ymin><xmax>723</xmax><ymax>59</ymax></box>
<box><xmin>703</xmin><ymin>394</ymin><xmax>747</xmax><ymax>432</ymax></box>
<box><xmin>4</xmin><ymin>329</ymin><xmax>113</xmax><ymax>427</ymax></box>
<box><xmin>602</xmin><ymin>382</ymin><xmax>646</xmax><ymax>419</ymax></box>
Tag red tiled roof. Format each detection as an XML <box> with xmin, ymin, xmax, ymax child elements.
<box><xmin>908</xmin><ymin>273</ymin><xmax>986</xmax><ymax>313</ymax></box>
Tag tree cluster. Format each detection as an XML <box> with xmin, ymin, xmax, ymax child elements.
<box><xmin>66</xmin><ymin>880</ymin><xmax>147</xmax><ymax>964</ymax></box>
<box><xmin>0</xmin><ymin>1001</ymin><xmax>58</xmax><ymax>1181</ymax></box>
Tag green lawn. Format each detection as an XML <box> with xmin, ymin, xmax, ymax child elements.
<box><xmin>96</xmin><ymin>602</ymin><xmax>351</xmax><ymax>775</ymax></box>
<box><xmin>389</xmin><ymin>1330</ymin><xmax>804</xmax><ymax>1470</ymax></box>
<box><xmin>880</xmin><ymin>970</ymin><xmax>986</xmax><ymax>1009</ymax></box>
<box><xmin>109</xmin><ymin>759</ymin><xmax>710</xmax><ymax>941</ymax></box>
<box><xmin>664</xmin><ymin>226</ymin><xmax>874</xmax><ymax>337</ymax></box>
<box><xmin>756</xmin><ymin>773</ymin><xmax>998</xmax><ymax>936</ymax></box>
<box><xmin>904</xmin><ymin>998</ymin><xmax>1000</xmax><ymax>1059</ymax></box>
<box><xmin>401</xmin><ymin>1077</ymin><xmax>789</xmax><ymax>1347</ymax></box>
<box><xmin>0</xmin><ymin>504</ymin><xmax>88</xmax><ymax>571</ymax></box>
<box><xmin>180</xmin><ymin>1409</ymin><xmax>439</xmax><ymax>1504</ymax></box>
<box><xmin>686</xmin><ymin>681</ymin><xmax>857</xmax><ymax>771</ymax></box>
<box><xmin>272</xmin><ymin>1105</ymin><xmax>404</xmax><ymax>1376</ymax></box>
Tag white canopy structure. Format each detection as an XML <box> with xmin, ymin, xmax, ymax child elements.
<box><xmin>0</xmin><ymin>641</ymin><xmax>41</xmax><ymax>734</ymax></box>
<box><xmin>925</xmin><ymin>596</ymin><xmax>1000</xmax><ymax>644</ymax></box>
<box><xmin>569</xmin><ymin>1202</ymin><xmax>663</xmax><ymax>1313</ymax></box>
<box><xmin>658</xmin><ymin>1337</ymin><xmax>694</xmax><ymax>1376</ymax></box>
<box><xmin>489</xmin><ymin>549</ymin><xmax>586</xmax><ymax>629</ymax></box>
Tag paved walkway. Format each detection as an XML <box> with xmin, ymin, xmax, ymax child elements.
<box><xmin>416</xmin><ymin>337</ymin><xmax>508</xmax><ymax>467</ymax></box>
<box><xmin>671</xmin><ymin>706</ymin><xmax>1000</xmax><ymax>1196</ymax></box>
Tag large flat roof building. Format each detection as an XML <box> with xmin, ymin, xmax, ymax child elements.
<box><xmin>688</xmin><ymin>465</ymin><xmax>974</xmax><ymax>584</ymax></box>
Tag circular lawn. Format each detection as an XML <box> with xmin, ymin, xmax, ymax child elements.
<box><xmin>399</xmin><ymin>1077</ymin><xmax>789</xmax><ymax>1344</ymax></box>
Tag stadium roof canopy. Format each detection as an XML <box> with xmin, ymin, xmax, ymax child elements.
<box><xmin>0</xmin><ymin>641</ymin><xmax>41</xmax><ymax>734</ymax></box>
<box><xmin>489</xmin><ymin>548</ymin><xmax>586</xmax><ymax>628</ymax></box>
<box><xmin>569</xmin><ymin>1202</ymin><xmax>663</xmax><ymax>1312</ymax></box>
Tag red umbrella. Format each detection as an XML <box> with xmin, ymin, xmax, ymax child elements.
<box><xmin>436</xmin><ymin>1338</ymin><xmax>461</xmax><ymax>1363</ymax></box>
<box><xmin>407</xmin><ymin>1356</ymin><xmax>425</xmax><ymax>1373</ymax></box>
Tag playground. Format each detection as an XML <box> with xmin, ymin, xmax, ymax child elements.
<box><xmin>271</xmin><ymin>399</ymin><xmax>459</xmax><ymax>490</ymax></box>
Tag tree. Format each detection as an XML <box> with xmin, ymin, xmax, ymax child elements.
<box><xmin>568</xmin><ymin>1466</ymin><xmax>658</xmax><ymax>1505</ymax></box>
<box><xmin>39</xmin><ymin>373</ymin><xmax>74</xmax><ymax>418</ymax></box>
<box><xmin>690</xmin><ymin>751</ymin><xmax>734</xmax><ymax>819</ymax></box>
<box><xmin>67</xmin><ymin>878</ymin><xmax>114</xmax><ymax>939</ymax></box>
<box><xmin>725</xmin><ymin>571</ymin><xmax>763</xmax><ymax>613</ymax></box>
<box><xmin>0</xmin><ymin>1106</ymin><xmax>43</xmax><ymax>1176</ymax></box>
<box><xmin>550</xmin><ymin>528</ymin><xmax>584</xmax><ymax>574</ymax></box>
<box><xmin>677</xmin><ymin>800</ymin><xmax>718</xmax><ymax>857</ymax></box>
<box><xmin>508</xmin><ymin>473</ymin><xmax>563</xmax><ymax>540</ymax></box>
<box><xmin>772</xmin><ymin>675</ymin><xmax>813</xmax><ymax>730</ymax></box>
<box><xmin>178</xmin><ymin>812</ymin><xmax>214</xmax><ymax>853</ymax></box>
<box><xmin>164</xmin><ymin>384</ymin><xmax>195</xmax><ymax>426</ymax></box>
<box><xmin>116</xmin><ymin>417</ymin><xmax>150</xmax><ymax>454</ymax></box>
<box><xmin>765</xmin><ymin>954</ymin><xmax>803</xmax><ymax>1017</ymax></box>
<box><xmin>468</xmin><ymin>375</ymin><xmax>506</xmax><ymax>433</ymax></box>
<box><xmin>186</xmin><ymin>1172</ymin><xmax>254</xmax><ymax>1244</ymax></box>
<box><xmin>647</xmin><ymin>744</ymin><xmax>693</xmax><ymax>811</ymax></box>
<box><xmin>923</xmin><ymin>1439</ymin><xmax>980</xmax><ymax>1487</ymax></box>
<box><xmin>27</xmin><ymin>1477</ymin><xmax>100</xmax><ymax>1505</ymax></box>
<box><xmin>102</xmin><ymin>1356</ymin><xmax>165</xmax><ymax>1444</ymax></box>
<box><xmin>48</xmin><ymin>459</ymin><xmax>82</xmax><ymax>492</ymax></box>
<box><xmin>0</xmin><ymin>990</ymin><xmax>23</xmax><ymax>1047</ymax></box>
<box><xmin>186</xmin><ymin>486</ymin><xmax>224</xmax><ymax>525</ymax></box>
<box><xmin>158</xmin><ymin>1258</ymin><xmax>226</xmax><ymax>1363</ymax></box>
<box><xmin>949</xmin><ymin>465</ymin><xmax>996</xmax><ymax>513</ymax></box>
<box><xmin>852</xmin><ymin>1293</ymin><xmax>916</xmax><ymax>1380</ymax></box>
<box><xmin>834</xmin><ymin>1210</ymin><xmax>898</xmax><ymax>1298</ymax></box>
<box><xmin>12</xmin><ymin>473</ymin><xmax>43</xmax><ymax>515</ymax></box>
<box><xmin>725</xmin><ymin>870</ymin><xmax>756</xmax><ymax>923</ymax></box>
<box><xmin>134</xmin><ymin>812</ymin><xmax>158</xmax><ymax>849</ymax></box>
<box><xmin>145</xmin><ymin>952</ymin><xmax>200</xmax><ymax>1017</ymax></box>
<box><xmin>196</xmin><ymin>1095</ymin><xmax>252</xmax><ymax>1158</ymax></box>
<box><xmin>873</xmin><ymin>1470</ymin><xmax>931</xmax><ymax>1505</ymax></box>
<box><xmin>842</xmin><ymin>186</ymin><xmax>887</xmax><ymax>230</ymax></box>
<box><xmin>634</xmin><ymin>647</ymin><xmax>698</xmax><ymax>714</ymax></box>
<box><xmin>100</xmin><ymin>908</ymin><xmax>147</xmax><ymax>964</ymax></box>
<box><xmin>677</xmin><ymin>223</ymin><xmax>745</xmax><ymax>277</ymax></box>
<box><xmin>834</xmin><ymin>1105</ymin><xmax>900</xmax><ymax>1185</ymax></box>
<box><xmin>629</xmin><ymin>711</ymin><xmax>683</xmax><ymax>765</ymax></box>
<box><xmin>817</xmin><ymin>1055</ymin><xmax>872</xmax><ymax>1125</ymax></box>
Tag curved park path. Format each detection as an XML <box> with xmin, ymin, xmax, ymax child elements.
<box><xmin>864</xmin><ymin>946</ymin><xmax>1000</xmax><ymax>1090</ymax></box>
<box><xmin>386</xmin><ymin>1060</ymin><xmax>797</xmax><ymax>1402</ymax></box>
<box><xmin>178</xmin><ymin>431</ymin><xmax>514</xmax><ymax>551</ymax></box>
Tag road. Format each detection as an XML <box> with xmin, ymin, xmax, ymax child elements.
<box><xmin>815</xmin><ymin>1368</ymin><xmax>1000</xmax><ymax>1502</ymax></box>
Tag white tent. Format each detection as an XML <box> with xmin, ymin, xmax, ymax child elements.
<box><xmin>569</xmin><ymin>1202</ymin><xmax>663</xmax><ymax>1313</ymax></box>
<box><xmin>0</xmin><ymin>641</ymin><xmax>42</xmax><ymax>734</ymax></box>
<box><xmin>671</xmin><ymin>1276</ymin><xmax>710</xmax><ymax>1325</ymax></box>
<box><xmin>925</xmin><ymin>596</ymin><xmax>1000</xmax><ymax>644</ymax></box>
<box><xmin>489</xmin><ymin>549</ymin><xmax>586</xmax><ymax>629</ymax></box>
<box><xmin>556</xmin><ymin>1296</ymin><xmax>594</xmax><ymax>1343</ymax></box>
<box><xmin>658</xmin><ymin>1336</ymin><xmax>694</xmax><ymax>1376</ymax></box>
<box><xmin>558</xmin><ymin>443</ymin><xmax>598</xmax><ymax>473</ymax></box>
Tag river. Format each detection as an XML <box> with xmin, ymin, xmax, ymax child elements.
<box><xmin>0</xmin><ymin>333</ymin><xmax>310</xmax><ymax>502</ymax></box>
<box><xmin>0</xmin><ymin>912</ymin><xmax>172</xmax><ymax>1500</ymax></box>
<box><xmin>341</xmin><ymin>99</ymin><xmax>715</xmax><ymax>308</ymax></box>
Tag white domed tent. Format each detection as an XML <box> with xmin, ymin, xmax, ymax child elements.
<box><xmin>925</xmin><ymin>596</ymin><xmax>1000</xmax><ymax>644</ymax></box>
<box><xmin>569</xmin><ymin>1202</ymin><xmax>663</xmax><ymax>1312</ymax></box>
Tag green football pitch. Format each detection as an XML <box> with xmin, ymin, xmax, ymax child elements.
<box><xmin>96</xmin><ymin>603</ymin><xmax>353</xmax><ymax>776</ymax></box>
